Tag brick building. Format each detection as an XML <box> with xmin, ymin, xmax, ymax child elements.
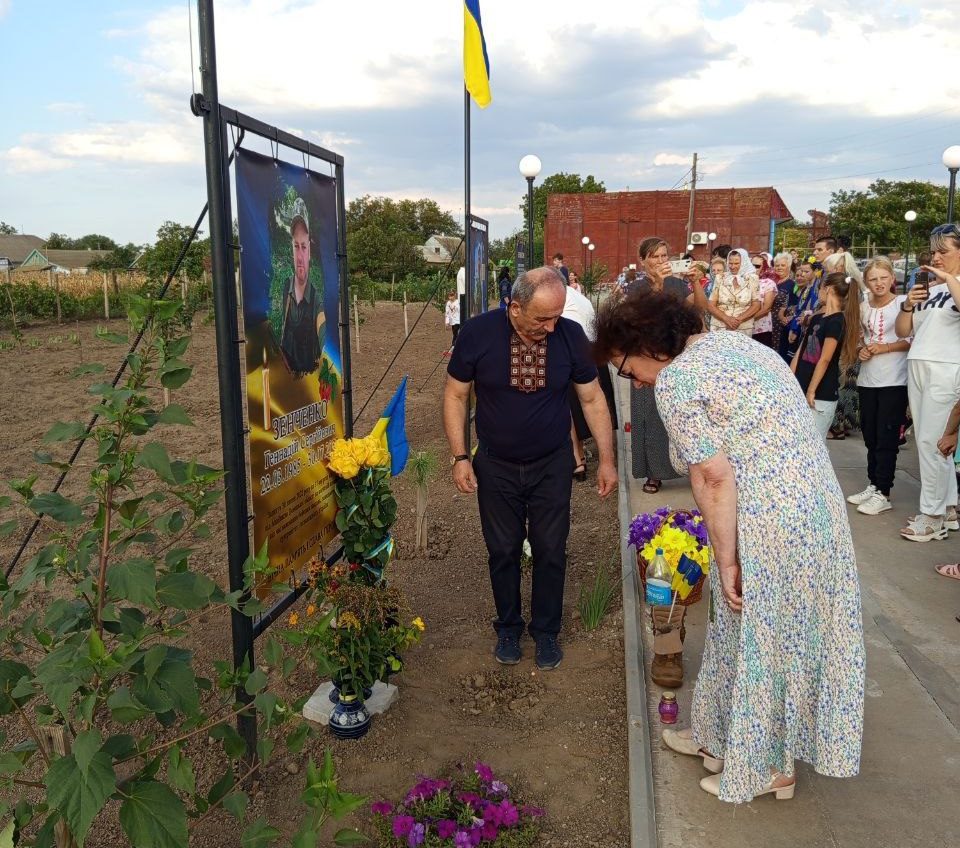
<box><xmin>545</xmin><ymin>187</ymin><xmax>793</xmax><ymax>279</ymax></box>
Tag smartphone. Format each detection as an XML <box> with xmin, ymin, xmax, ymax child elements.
<box><xmin>914</xmin><ymin>270</ymin><xmax>931</xmax><ymax>293</ymax></box>
<box><xmin>670</xmin><ymin>259</ymin><xmax>692</xmax><ymax>275</ymax></box>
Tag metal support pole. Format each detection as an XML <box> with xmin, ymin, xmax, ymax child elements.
<box><xmin>335</xmin><ymin>162</ymin><xmax>353</xmax><ymax>436</ymax></box>
<box><xmin>948</xmin><ymin>168</ymin><xmax>958</xmax><ymax>224</ymax></box>
<box><xmin>526</xmin><ymin>177</ymin><xmax>535</xmax><ymax>269</ymax></box>
<box><xmin>905</xmin><ymin>223</ymin><xmax>912</xmax><ymax>290</ymax></box>
<box><xmin>463</xmin><ymin>87</ymin><xmax>472</xmax><ymax>456</ymax></box>
<box><xmin>196</xmin><ymin>0</ymin><xmax>256</xmax><ymax>764</ymax></box>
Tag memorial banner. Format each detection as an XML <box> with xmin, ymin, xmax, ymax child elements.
<box><xmin>236</xmin><ymin>149</ymin><xmax>345</xmax><ymax>590</ymax></box>
<box><xmin>469</xmin><ymin>214</ymin><xmax>489</xmax><ymax>317</ymax></box>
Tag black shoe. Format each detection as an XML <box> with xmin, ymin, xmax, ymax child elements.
<box><xmin>494</xmin><ymin>633</ymin><xmax>521</xmax><ymax>665</ymax></box>
<box><xmin>534</xmin><ymin>635</ymin><xmax>562</xmax><ymax>670</ymax></box>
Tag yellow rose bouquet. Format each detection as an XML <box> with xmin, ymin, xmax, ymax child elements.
<box><xmin>327</xmin><ymin>436</ymin><xmax>397</xmax><ymax>583</ymax></box>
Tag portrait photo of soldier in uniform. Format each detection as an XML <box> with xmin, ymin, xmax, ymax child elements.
<box><xmin>279</xmin><ymin>198</ymin><xmax>324</xmax><ymax>375</ymax></box>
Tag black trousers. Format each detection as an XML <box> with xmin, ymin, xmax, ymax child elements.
<box><xmin>450</xmin><ymin>323</ymin><xmax>460</xmax><ymax>345</ymax></box>
<box><xmin>473</xmin><ymin>441</ymin><xmax>573</xmax><ymax>639</ymax></box>
<box><xmin>858</xmin><ymin>385</ymin><xmax>909</xmax><ymax>495</ymax></box>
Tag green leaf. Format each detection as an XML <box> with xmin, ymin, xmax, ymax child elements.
<box><xmin>0</xmin><ymin>519</ymin><xmax>15</xmax><ymax>539</ymax></box>
<box><xmin>72</xmin><ymin>729</ymin><xmax>103</xmax><ymax>778</ymax></box>
<box><xmin>244</xmin><ymin>668</ymin><xmax>268</xmax><ymax>696</ymax></box>
<box><xmin>333</xmin><ymin>829</ymin><xmax>369</xmax><ymax>846</ymax></box>
<box><xmin>290</xmin><ymin>825</ymin><xmax>317</xmax><ymax>848</ymax></box>
<box><xmin>166</xmin><ymin>746</ymin><xmax>196</xmax><ymax>795</ymax></box>
<box><xmin>0</xmin><ymin>819</ymin><xmax>14</xmax><ymax>848</ymax></box>
<box><xmin>155</xmin><ymin>404</ymin><xmax>193</xmax><ymax>426</ymax></box>
<box><xmin>241</xmin><ymin>818</ymin><xmax>281</xmax><ymax>848</ymax></box>
<box><xmin>45</xmin><ymin>751</ymin><xmax>116</xmax><ymax>846</ymax></box>
<box><xmin>118</xmin><ymin>781</ymin><xmax>188</xmax><ymax>848</ymax></box>
<box><xmin>210</xmin><ymin>724</ymin><xmax>247</xmax><ymax>759</ymax></box>
<box><xmin>42</xmin><ymin>421</ymin><xmax>87</xmax><ymax>443</ymax></box>
<box><xmin>160</xmin><ymin>366</ymin><xmax>193</xmax><ymax>390</ymax></box>
<box><xmin>107</xmin><ymin>558</ymin><xmax>157</xmax><ymax>608</ymax></box>
<box><xmin>106</xmin><ymin>687</ymin><xmax>150</xmax><ymax>724</ymax></box>
<box><xmin>285</xmin><ymin>723</ymin><xmax>310</xmax><ymax>754</ymax></box>
<box><xmin>27</xmin><ymin>493</ymin><xmax>83</xmax><ymax>525</ymax></box>
<box><xmin>222</xmin><ymin>791</ymin><xmax>249</xmax><ymax>821</ymax></box>
<box><xmin>70</xmin><ymin>363</ymin><xmax>106</xmax><ymax>378</ymax></box>
<box><xmin>36</xmin><ymin>644</ymin><xmax>92</xmax><ymax>715</ymax></box>
<box><xmin>135</xmin><ymin>442</ymin><xmax>174</xmax><ymax>482</ymax></box>
<box><xmin>96</xmin><ymin>329</ymin><xmax>128</xmax><ymax>344</ymax></box>
<box><xmin>156</xmin><ymin>571</ymin><xmax>215</xmax><ymax>610</ymax></box>
<box><xmin>0</xmin><ymin>660</ymin><xmax>32</xmax><ymax>716</ymax></box>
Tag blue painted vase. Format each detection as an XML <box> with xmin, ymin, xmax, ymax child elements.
<box><xmin>329</xmin><ymin>693</ymin><xmax>371</xmax><ymax>740</ymax></box>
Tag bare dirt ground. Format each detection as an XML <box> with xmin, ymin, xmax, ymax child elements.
<box><xmin>0</xmin><ymin>301</ymin><xmax>628</xmax><ymax>846</ymax></box>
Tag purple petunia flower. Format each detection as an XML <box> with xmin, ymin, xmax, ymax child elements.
<box><xmin>407</xmin><ymin>822</ymin><xmax>425</xmax><ymax>848</ymax></box>
<box><xmin>392</xmin><ymin>815</ymin><xmax>415</xmax><ymax>838</ymax></box>
<box><xmin>521</xmin><ymin>805</ymin><xmax>545</xmax><ymax>818</ymax></box>
<box><xmin>456</xmin><ymin>791</ymin><xmax>483</xmax><ymax>810</ymax></box>
<box><xmin>475</xmin><ymin>762</ymin><xmax>494</xmax><ymax>784</ymax></box>
<box><xmin>371</xmin><ymin>800</ymin><xmax>393</xmax><ymax>816</ymax></box>
<box><xmin>437</xmin><ymin>819</ymin><xmax>458</xmax><ymax>839</ymax></box>
<box><xmin>454</xmin><ymin>831</ymin><xmax>472</xmax><ymax>848</ymax></box>
<box><xmin>481</xmin><ymin>802</ymin><xmax>502</xmax><ymax>826</ymax></box>
<box><xmin>489</xmin><ymin>780</ymin><xmax>508</xmax><ymax>796</ymax></box>
<box><xmin>481</xmin><ymin>821</ymin><xmax>499</xmax><ymax>841</ymax></box>
<box><xmin>499</xmin><ymin>800</ymin><xmax>519</xmax><ymax>827</ymax></box>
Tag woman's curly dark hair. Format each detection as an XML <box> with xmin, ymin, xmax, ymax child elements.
<box><xmin>594</xmin><ymin>289</ymin><xmax>703</xmax><ymax>363</ymax></box>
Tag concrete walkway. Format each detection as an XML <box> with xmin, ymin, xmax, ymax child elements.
<box><xmin>623</xmin><ymin>421</ymin><xmax>960</xmax><ymax>847</ymax></box>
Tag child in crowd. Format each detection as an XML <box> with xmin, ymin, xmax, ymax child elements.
<box><xmin>444</xmin><ymin>291</ymin><xmax>460</xmax><ymax>350</ymax></box>
<box><xmin>846</xmin><ymin>258</ymin><xmax>912</xmax><ymax>515</ymax></box>
<box><xmin>791</xmin><ymin>272</ymin><xmax>861</xmax><ymax>439</ymax></box>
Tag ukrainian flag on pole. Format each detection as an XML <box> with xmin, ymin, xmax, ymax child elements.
<box><xmin>464</xmin><ymin>0</ymin><xmax>491</xmax><ymax>108</ymax></box>
<box><xmin>369</xmin><ymin>377</ymin><xmax>409</xmax><ymax>476</ymax></box>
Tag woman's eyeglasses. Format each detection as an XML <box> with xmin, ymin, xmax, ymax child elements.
<box><xmin>615</xmin><ymin>353</ymin><xmax>631</xmax><ymax>379</ymax></box>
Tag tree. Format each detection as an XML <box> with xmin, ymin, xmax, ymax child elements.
<box><xmin>45</xmin><ymin>232</ymin><xmax>73</xmax><ymax>249</ymax></box>
<box><xmin>830</xmin><ymin>179</ymin><xmax>948</xmax><ymax>254</ymax></box>
<box><xmin>43</xmin><ymin>232</ymin><xmax>119</xmax><ymax>251</ymax></box>
<box><xmin>0</xmin><ymin>221</ymin><xmax>16</xmax><ymax>235</ymax></box>
<box><xmin>138</xmin><ymin>221</ymin><xmax>209</xmax><ymax>281</ymax></box>
<box><xmin>89</xmin><ymin>242</ymin><xmax>142</xmax><ymax>271</ymax></box>
<box><xmin>517</xmin><ymin>172</ymin><xmax>606</xmax><ymax>266</ymax></box>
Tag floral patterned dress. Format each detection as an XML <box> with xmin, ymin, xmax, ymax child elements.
<box><xmin>654</xmin><ymin>331</ymin><xmax>865</xmax><ymax>803</ymax></box>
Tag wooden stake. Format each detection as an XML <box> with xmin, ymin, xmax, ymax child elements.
<box><xmin>102</xmin><ymin>272</ymin><xmax>110</xmax><ymax>320</ymax></box>
<box><xmin>353</xmin><ymin>293</ymin><xmax>360</xmax><ymax>352</ymax></box>
<box><xmin>54</xmin><ymin>273</ymin><xmax>62</xmax><ymax>324</ymax></box>
<box><xmin>403</xmin><ymin>290</ymin><xmax>409</xmax><ymax>338</ymax></box>
<box><xmin>181</xmin><ymin>273</ymin><xmax>187</xmax><ymax>303</ymax></box>
<box><xmin>391</xmin><ymin>272</ymin><xmax>395</xmax><ymax>301</ymax></box>
<box><xmin>38</xmin><ymin>726</ymin><xmax>78</xmax><ymax>848</ymax></box>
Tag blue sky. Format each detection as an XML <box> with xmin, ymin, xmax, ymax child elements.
<box><xmin>1</xmin><ymin>0</ymin><xmax>957</xmax><ymax>246</ymax></box>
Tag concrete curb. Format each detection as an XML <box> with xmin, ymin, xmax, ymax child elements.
<box><xmin>613</xmin><ymin>374</ymin><xmax>658</xmax><ymax>848</ymax></box>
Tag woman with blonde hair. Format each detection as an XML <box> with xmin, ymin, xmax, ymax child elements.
<box><xmin>846</xmin><ymin>258</ymin><xmax>912</xmax><ymax>515</ymax></box>
<box><xmin>823</xmin><ymin>252</ymin><xmax>864</xmax><ymax>437</ymax></box>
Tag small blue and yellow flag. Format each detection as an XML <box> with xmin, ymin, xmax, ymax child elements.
<box><xmin>464</xmin><ymin>0</ymin><xmax>491</xmax><ymax>108</ymax></box>
<box><xmin>369</xmin><ymin>377</ymin><xmax>409</xmax><ymax>476</ymax></box>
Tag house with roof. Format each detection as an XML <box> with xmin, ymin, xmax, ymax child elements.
<box><xmin>419</xmin><ymin>234</ymin><xmax>464</xmax><ymax>267</ymax></box>
<box><xmin>0</xmin><ymin>234</ymin><xmax>46</xmax><ymax>271</ymax></box>
<box><xmin>18</xmin><ymin>247</ymin><xmax>111</xmax><ymax>274</ymax></box>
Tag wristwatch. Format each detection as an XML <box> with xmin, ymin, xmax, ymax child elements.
<box><xmin>900</xmin><ymin>302</ymin><xmax>914</xmax><ymax>313</ymax></box>
<box><xmin>450</xmin><ymin>454</ymin><xmax>469</xmax><ymax>466</ymax></box>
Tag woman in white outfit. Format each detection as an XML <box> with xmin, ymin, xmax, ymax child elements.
<box><xmin>894</xmin><ymin>224</ymin><xmax>960</xmax><ymax>542</ymax></box>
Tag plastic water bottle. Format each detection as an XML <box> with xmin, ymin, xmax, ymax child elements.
<box><xmin>645</xmin><ymin>548</ymin><xmax>673</xmax><ymax>607</ymax></box>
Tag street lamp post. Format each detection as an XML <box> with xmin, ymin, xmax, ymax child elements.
<box><xmin>943</xmin><ymin>146</ymin><xmax>960</xmax><ymax>223</ymax></box>
<box><xmin>904</xmin><ymin>209</ymin><xmax>917</xmax><ymax>288</ymax></box>
<box><xmin>581</xmin><ymin>234</ymin><xmax>590</xmax><ymax>276</ymax></box>
<box><xmin>708</xmin><ymin>231</ymin><xmax>717</xmax><ymax>257</ymax></box>
<box><xmin>588</xmin><ymin>242</ymin><xmax>595</xmax><ymax>275</ymax></box>
<box><xmin>519</xmin><ymin>154</ymin><xmax>542</xmax><ymax>270</ymax></box>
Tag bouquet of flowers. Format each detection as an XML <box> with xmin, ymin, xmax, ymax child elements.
<box><xmin>327</xmin><ymin>436</ymin><xmax>398</xmax><ymax>582</ymax></box>
<box><xmin>629</xmin><ymin>507</ymin><xmax>711</xmax><ymax>606</ymax></box>
<box><xmin>371</xmin><ymin>762</ymin><xmax>544</xmax><ymax>847</ymax></box>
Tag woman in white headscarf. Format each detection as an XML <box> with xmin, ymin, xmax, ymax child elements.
<box><xmin>708</xmin><ymin>248</ymin><xmax>762</xmax><ymax>335</ymax></box>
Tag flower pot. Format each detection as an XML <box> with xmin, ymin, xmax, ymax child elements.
<box><xmin>329</xmin><ymin>693</ymin><xmax>372</xmax><ymax>740</ymax></box>
<box><xmin>329</xmin><ymin>680</ymin><xmax>373</xmax><ymax>703</ymax></box>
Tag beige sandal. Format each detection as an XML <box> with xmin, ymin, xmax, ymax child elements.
<box><xmin>662</xmin><ymin>728</ymin><xmax>723</xmax><ymax>773</ymax></box>
<box><xmin>699</xmin><ymin>771</ymin><xmax>795</xmax><ymax>800</ymax></box>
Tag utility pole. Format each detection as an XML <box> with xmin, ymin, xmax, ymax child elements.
<box><xmin>685</xmin><ymin>152</ymin><xmax>698</xmax><ymax>249</ymax></box>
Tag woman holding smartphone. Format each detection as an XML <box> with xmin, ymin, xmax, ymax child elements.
<box><xmin>894</xmin><ymin>224</ymin><xmax>960</xmax><ymax>542</ymax></box>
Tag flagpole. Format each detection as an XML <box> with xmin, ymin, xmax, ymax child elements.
<box><xmin>463</xmin><ymin>85</ymin><xmax>472</xmax><ymax>456</ymax></box>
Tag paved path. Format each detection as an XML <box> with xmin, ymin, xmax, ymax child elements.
<box><xmin>621</xmin><ymin>403</ymin><xmax>960</xmax><ymax>847</ymax></box>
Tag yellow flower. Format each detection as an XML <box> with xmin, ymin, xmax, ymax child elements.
<box><xmin>412</xmin><ymin>616</ymin><xmax>425</xmax><ymax>632</ymax></box>
<box><xmin>328</xmin><ymin>439</ymin><xmax>360</xmax><ymax>478</ymax></box>
<box><xmin>362</xmin><ymin>436</ymin><xmax>390</xmax><ymax>468</ymax></box>
<box><xmin>288</xmin><ymin>612</ymin><xmax>299</xmax><ymax>626</ymax></box>
<box><xmin>339</xmin><ymin>611</ymin><xmax>361</xmax><ymax>630</ymax></box>
<box><xmin>306</xmin><ymin>604</ymin><xmax>317</xmax><ymax>617</ymax></box>
<box><xmin>348</xmin><ymin>437</ymin><xmax>371</xmax><ymax>467</ymax></box>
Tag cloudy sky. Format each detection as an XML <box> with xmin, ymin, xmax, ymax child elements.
<box><xmin>1</xmin><ymin>0</ymin><xmax>958</xmax><ymax>246</ymax></box>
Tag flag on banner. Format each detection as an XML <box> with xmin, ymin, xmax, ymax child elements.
<box><xmin>369</xmin><ymin>377</ymin><xmax>409</xmax><ymax>476</ymax></box>
<box><xmin>464</xmin><ymin>0</ymin><xmax>491</xmax><ymax>107</ymax></box>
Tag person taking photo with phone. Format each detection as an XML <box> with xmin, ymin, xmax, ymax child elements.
<box><xmin>894</xmin><ymin>224</ymin><xmax>960</xmax><ymax>542</ymax></box>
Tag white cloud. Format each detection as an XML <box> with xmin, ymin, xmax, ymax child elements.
<box><xmin>45</xmin><ymin>101</ymin><xmax>86</xmax><ymax>115</ymax></box>
<box><xmin>1</xmin><ymin>144</ymin><xmax>71</xmax><ymax>174</ymax></box>
<box><xmin>653</xmin><ymin>153</ymin><xmax>691</xmax><ymax>167</ymax></box>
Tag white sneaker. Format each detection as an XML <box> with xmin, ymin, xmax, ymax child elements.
<box><xmin>847</xmin><ymin>485</ymin><xmax>877</xmax><ymax>505</ymax></box>
<box><xmin>858</xmin><ymin>492</ymin><xmax>892</xmax><ymax>515</ymax></box>
<box><xmin>900</xmin><ymin>515</ymin><xmax>948</xmax><ymax>543</ymax></box>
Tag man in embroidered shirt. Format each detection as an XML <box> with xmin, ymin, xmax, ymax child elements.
<box><xmin>443</xmin><ymin>267</ymin><xmax>617</xmax><ymax>670</ymax></box>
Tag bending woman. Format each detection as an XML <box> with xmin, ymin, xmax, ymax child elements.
<box><xmin>595</xmin><ymin>289</ymin><xmax>864</xmax><ymax>803</ymax></box>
